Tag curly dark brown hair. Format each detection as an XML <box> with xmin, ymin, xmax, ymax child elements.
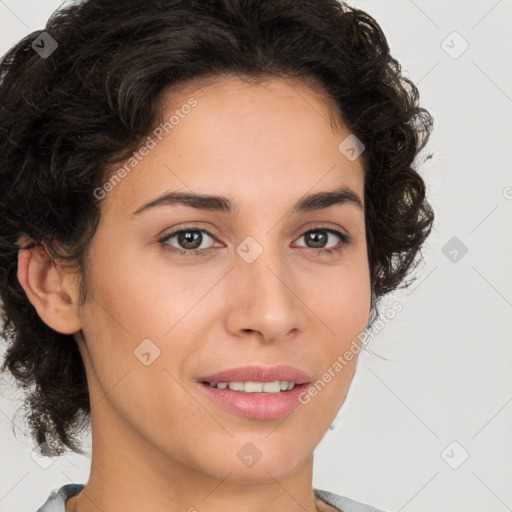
<box><xmin>0</xmin><ymin>0</ymin><xmax>434</xmax><ymax>455</ymax></box>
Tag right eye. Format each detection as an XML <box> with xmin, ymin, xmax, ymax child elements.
<box><xmin>159</xmin><ymin>227</ymin><xmax>219</xmax><ymax>257</ymax></box>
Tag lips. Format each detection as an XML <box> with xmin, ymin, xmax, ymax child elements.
<box><xmin>198</xmin><ymin>364</ymin><xmax>312</xmax><ymax>385</ymax></box>
<box><xmin>196</xmin><ymin>365</ymin><xmax>312</xmax><ymax>420</ymax></box>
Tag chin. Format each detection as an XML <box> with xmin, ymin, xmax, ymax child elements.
<box><xmin>200</xmin><ymin>438</ymin><xmax>312</xmax><ymax>484</ymax></box>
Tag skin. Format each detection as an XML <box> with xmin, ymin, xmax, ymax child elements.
<box><xmin>17</xmin><ymin>75</ymin><xmax>371</xmax><ymax>512</ymax></box>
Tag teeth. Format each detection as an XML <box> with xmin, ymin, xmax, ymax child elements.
<box><xmin>244</xmin><ymin>381</ymin><xmax>263</xmax><ymax>392</ymax></box>
<box><xmin>262</xmin><ymin>381</ymin><xmax>280</xmax><ymax>393</ymax></box>
<box><xmin>207</xmin><ymin>380</ymin><xmax>297</xmax><ymax>393</ymax></box>
<box><xmin>227</xmin><ymin>381</ymin><xmax>245</xmax><ymax>391</ymax></box>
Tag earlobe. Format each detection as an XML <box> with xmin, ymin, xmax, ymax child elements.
<box><xmin>16</xmin><ymin>238</ymin><xmax>82</xmax><ymax>335</ymax></box>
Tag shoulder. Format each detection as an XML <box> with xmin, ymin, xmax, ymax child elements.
<box><xmin>36</xmin><ymin>484</ymin><xmax>85</xmax><ymax>512</ymax></box>
<box><xmin>314</xmin><ymin>488</ymin><xmax>388</xmax><ymax>512</ymax></box>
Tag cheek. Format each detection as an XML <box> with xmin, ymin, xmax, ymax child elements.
<box><xmin>77</xmin><ymin>233</ymin><xmax>215</xmax><ymax>396</ymax></box>
<box><xmin>81</xmin><ymin>232</ymin><xmax>181</xmax><ymax>339</ymax></box>
<box><xmin>307</xmin><ymin>257</ymin><xmax>371</xmax><ymax>337</ymax></box>
<box><xmin>76</xmin><ymin>247</ymin><xmax>195</xmax><ymax>438</ymax></box>
<box><xmin>301</xmin><ymin>252</ymin><xmax>371</xmax><ymax>398</ymax></box>
<box><xmin>339</xmin><ymin>244</ymin><xmax>372</xmax><ymax>325</ymax></box>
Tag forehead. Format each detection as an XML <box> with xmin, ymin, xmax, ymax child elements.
<box><xmin>100</xmin><ymin>75</ymin><xmax>365</xmax><ymax>220</ymax></box>
<box><xmin>161</xmin><ymin>73</ymin><xmax>346</xmax><ymax>137</ymax></box>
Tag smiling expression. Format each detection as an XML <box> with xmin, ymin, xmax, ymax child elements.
<box><xmin>73</xmin><ymin>74</ymin><xmax>371</xmax><ymax>483</ymax></box>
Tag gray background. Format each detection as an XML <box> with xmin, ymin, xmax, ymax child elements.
<box><xmin>1</xmin><ymin>1</ymin><xmax>511</xmax><ymax>511</ymax></box>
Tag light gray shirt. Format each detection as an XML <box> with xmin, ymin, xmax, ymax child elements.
<box><xmin>36</xmin><ymin>483</ymin><xmax>387</xmax><ymax>512</ymax></box>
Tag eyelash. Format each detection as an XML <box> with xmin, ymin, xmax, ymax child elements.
<box><xmin>158</xmin><ymin>225</ymin><xmax>352</xmax><ymax>258</ymax></box>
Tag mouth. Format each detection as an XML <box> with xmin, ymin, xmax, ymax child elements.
<box><xmin>196</xmin><ymin>365</ymin><xmax>312</xmax><ymax>420</ymax></box>
<box><xmin>201</xmin><ymin>380</ymin><xmax>301</xmax><ymax>393</ymax></box>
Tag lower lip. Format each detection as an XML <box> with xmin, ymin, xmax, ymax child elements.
<box><xmin>197</xmin><ymin>382</ymin><xmax>309</xmax><ymax>420</ymax></box>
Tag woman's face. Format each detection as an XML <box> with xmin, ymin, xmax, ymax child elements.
<box><xmin>75</xmin><ymin>75</ymin><xmax>371</xmax><ymax>482</ymax></box>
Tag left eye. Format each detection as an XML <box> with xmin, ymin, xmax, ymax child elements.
<box><xmin>159</xmin><ymin>226</ymin><xmax>349</xmax><ymax>257</ymax></box>
<box><xmin>294</xmin><ymin>229</ymin><xmax>346</xmax><ymax>251</ymax></box>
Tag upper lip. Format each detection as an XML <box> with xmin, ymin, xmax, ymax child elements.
<box><xmin>198</xmin><ymin>365</ymin><xmax>311</xmax><ymax>385</ymax></box>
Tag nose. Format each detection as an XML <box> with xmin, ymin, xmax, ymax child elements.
<box><xmin>224</xmin><ymin>243</ymin><xmax>304</xmax><ymax>344</ymax></box>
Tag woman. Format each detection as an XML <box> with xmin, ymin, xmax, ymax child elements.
<box><xmin>0</xmin><ymin>0</ymin><xmax>434</xmax><ymax>511</ymax></box>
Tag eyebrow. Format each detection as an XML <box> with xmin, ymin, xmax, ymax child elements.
<box><xmin>131</xmin><ymin>184</ymin><xmax>363</xmax><ymax>217</ymax></box>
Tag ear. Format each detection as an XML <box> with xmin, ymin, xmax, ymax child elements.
<box><xmin>16</xmin><ymin>237</ymin><xmax>82</xmax><ymax>335</ymax></box>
